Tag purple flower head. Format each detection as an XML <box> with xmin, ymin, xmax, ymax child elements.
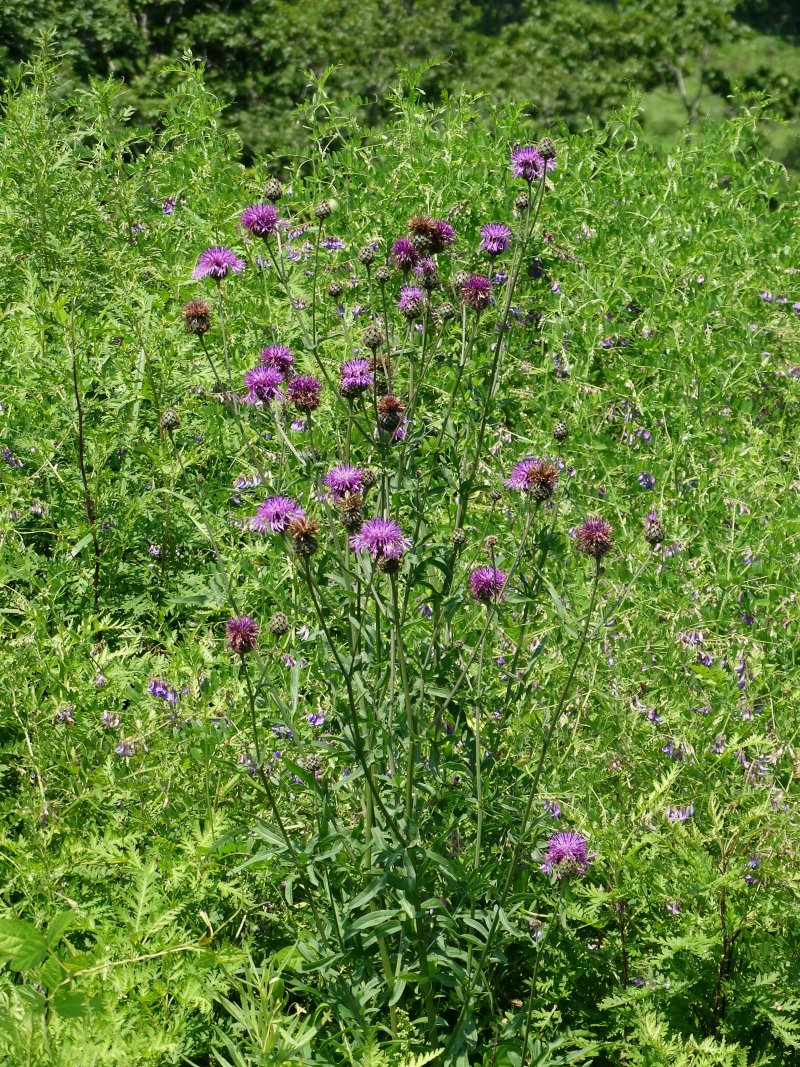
<box><xmin>543</xmin><ymin>800</ymin><xmax>561</xmax><ymax>818</ymax></box>
<box><xmin>244</xmin><ymin>365</ymin><xmax>284</xmax><ymax>404</ymax></box>
<box><xmin>323</xmin><ymin>465</ymin><xmax>364</xmax><ymax>500</ymax></box>
<box><xmin>638</xmin><ymin>472</ymin><xmax>655</xmax><ymax>490</ymax></box>
<box><xmin>259</xmin><ymin>345</ymin><xmax>295</xmax><ymax>374</ymax></box>
<box><xmin>321</xmin><ymin>236</ymin><xmax>344</xmax><ymax>250</ymax></box>
<box><xmin>469</xmin><ymin>566</ymin><xmax>508</xmax><ymax>604</ymax></box>
<box><xmin>398</xmin><ymin>285</ymin><xmax>425</xmax><ymax>319</ymax></box>
<box><xmin>391</xmin><ymin>237</ymin><xmax>420</xmax><ymax>270</ymax></box>
<box><xmin>480</xmin><ymin>222</ymin><xmax>512</xmax><ymax>256</ymax></box>
<box><xmin>575</xmin><ymin>515</ymin><xmax>614</xmax><ymax>560</ymax></box>
<box><xmin>665</xmin><ymin>900</ymin><xmax>683</xmax><ymax>915</ymax></box>
<box><xmin>350</xmin><ymin>517</ymin><xmax>411</xmax><ymax>561</ymax></box>
<box><xmin>414</xmin><ymin>256</ymin><xmax>438</xmax><ymax>284</ymax></box>
<box><xmin>251</xmin><ymin>495</ymin><xmax>305</xmax><ymax>533</ymax></box>
<box><xmin>162</xmin><ymin>198</ymin><xmax>176</xmax><ymax>215</ymax></box>
<box><xmin>192</xmin><ymin>246</ymin><xmax>245</xmax><ymax>280</ymax></box>
<box><xmin>306</xmin><ymin>712</ymin><xmax>325</xmax><ymax>727</ymax></box>
<box><xmin>510</xmin><ymin>145</ymin><xmax>555</xmax><ymax>182</ymax></box>
<box><xmin>504</xmin><ymin>456</ymin><xmax>559</xmax><ymax>500</ymax></box>
<box><xmin>433</xmin><ymin>219</ymin><xmax>456</xmax><ymax>248</ymax></box>
<box><xmin>226</xmin><ymin>615</ymin><xmax>259</xmax><ymax>655</ymax></box>
<box><xmin>241</xmin><ymin>203</ymin><xmax>279</xmax><ymax>239</ymax></box>
<box><xmin>667</xmin><ymin>804</ymin><xmax>695</xmax><ymax>822</ymax></box>
<box><xmin>539</xmin><ymin>829</ymin><xmax>591</xmax><ymax>879</ymax></box>
<box><xmin>460</xmin><ymin>274</ymin><xmax>493</xmax><ymax>312</ymax></box>
<box><xmin>339</xmin><ymin>358</ymin><xmax>373</xmax><ymax>398</ymax></box>
<box><xmin>287</xmin><ymin>375</ymin><xmax>323</xmax><ymax>412</ymax></box>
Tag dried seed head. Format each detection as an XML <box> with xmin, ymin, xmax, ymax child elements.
<box><xmin>182</xmin><ymin>299</ymin><xmax>212</xmax><ymax>335</ymax></box>
<box><xmin>374</xmin><ymin>265</ymin><xmax>392</xmax><ymax>286</ymax></box>
<box><xmin>362</xmin><ymin>468</ymin><xmax>377</xmax><ymax>492</ymax></box>
<box><xmin>268</xmin><ymin>612</ymin><xmax>291</xmax><ymax>636</ymax></box>
<box><xmin>160</xmin><ymin>407</ymin><xmax>181</xmax><ymax>432</ymax></box>
<box><xmin>553</xmin><ymin>420</ymin><xmax>569</xmax><ymax>442</ymax></box>
<box><xmin>327</xmin><ymin>280</ymin><xmax>344</xmax><ymax>299</ymax></box>
<box><xmin>490</xmin><ymin>489</ymin><xmax>503</xmax><ymax>502</ymax></box>
<box><xmin>513</xmin><ymin>192</ymin><xmax>530</xmax><ymax>216</ymax></box>
<box><xmin>263</xmin><ymin>177</ymin><xmax>283</xmax><ymax>202</ymax></box>
<box><xmin>377</xmin><ymin>553</ymin><xmax>403</xmax><ymax>574</ymax></box>
<box><xmin>434</xmin><ymin>301</ymin><xmax>456</xmax><ymax>322</ymax></box>
<box><xmin>358</xmin><ymin>244</ymin><xmax>377</xmax><ymax>266</ymax></box>
<box><xmin>377</xmin><ymin>394</ymin><xmax>405</xmax><ymax>434</ymax></box>
<box><xmin>337</xmin><ymin>492</ymin><xmax>364</xmax><ymax>532</ymax></box>
<box><xmin>451</xmin><ymin>527</ymin><xmax>467</xmax><ymax>547</ymax></box>
<box><xmin>226</xmin><ymin>615</ymin><xmax>259</xmax><ymax>655</ymax></box>
<box><xmin>485</xmin><ymin>535</ymin><xmax>499</xmax><ymax>550</ymax></box>
<box><xmin>538</xmin><ymin>137</ymin><xmax>557</xmax><ymax>161</ymax></box>
<box><xmin>313</xmin><ymin>199</ymin><xmax>334</xmax><ymax>220</ymax></box>
<box><xmin>288</xmin><ymin>516</ymin><xmax>320</xmax><ymax>558</ymax></box>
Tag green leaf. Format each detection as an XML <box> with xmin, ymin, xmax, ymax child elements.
<box><xmin>0</xmin><ymin>919</ymin><xmax>47</xmax><ymax>972</ymax></box>
<box><xmin>53</xmin><ymin>989</ymin><xmax>90</xmax><ymax>1018</ymax></box>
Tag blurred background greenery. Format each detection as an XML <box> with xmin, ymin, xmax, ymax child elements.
<box><xmin>1</xmin><ymin>0</ymin><xmax>798</xmax><ymax>166</ymax></box>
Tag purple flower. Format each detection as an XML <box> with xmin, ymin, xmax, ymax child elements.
<box><xmin>793</xmin><ymin>302</ymin><xmax>800</xmax><ymax>314</ymax></box>
<box><xmin>241</xmin><ymin>203</ymin><xmax>279</xmax><ymax>239</ymax></box>
<box><xmin>665</xmin><ymin>900</ymin><xmax>683</xmax><ymax>915</ymax></box>
<box><xmin>148</xmin><ymin>677</ymin><xmax>179</xmax><ymax>704</ymax></box>
<box><xmin>339</xmin><ymin>359</ymin><xmax>373</xmax><ymax>398</ymax></box>
<box><xmin>323</xmin><ymin>465</ymin><xmax>364</xmax><ymax>500</ymax></box>
<box><xmin>433</xmin><ymin>219</ymin><xmax>456</xmax><ymax>248</ymax></box>
<box><xmin>192</xmin><ymin>246</ymin><xmax>245</xmax><ymax>280</ymax></box>
<box><xmin>543</xmin><ymin>800</ymin><xmax>561</xmax><ymax>819</ymax></box>
<box><xmin>575</xmin><ymin>516</ymin><xmax>614</xmax><ymax>559</ymax></box>
<box><xmin>460</xmin><ymin>274</ymin><xmax>493</xmax><ymax>312</ymax></box>
<box><xmin>244</xmin><ymin>365</ymin><xmax>284</xmax><ymax>404</ymax></box>
<box><xmin>469</xmin><ymin>566</ymin><xmax>508</xmax><ymax>604</ymax></box>
<box><xmin>259</xmin><ymin>345</ymin><xmax>294</xmax><ymax>375</ymax></box>
<box><xmin>251</xmin><ymin>495</ymin><xmax>305</xmax><ymax>533</ymax></box>
<box><xmin>667</xmin><ymin>804</ymin><xmax>695</xmax><ymax>822</ymax></box>
<box><xmin>350</xmin><ymin>518</ymin><xmax>411</xmax><ymax>560</ymax></box>
<box><xmin>321</xmin><ymin>236</ymin><xmax>344</xmax><ymax>250</ymax></box>
<box><xmin>2</xmin><ymin>447</ymin><xmax>22</xmax><ymax>469</ymax></box>
<box><xmin>711</xmin><ymin>733</ymin><xmax>727</xmax><ymax>754</ymax></box>
<box><xmin>539</xmin><ymin>829</ymin><xmax>591</xmax><ymax>879</ymax></box>
<box><xmin>510</xmin><ymin>145</ymin><xmax>555</xmax><ymax>182</ymax></box>
<box><xmin>760</xmin><ymin>290</ymin><xmax>773</xmax><ymax>303</ymax></box>
<box><xmin>480</xmin><ymin>223</ymin><xmax>512</xmax><ymax>256</ymax></box>
<box><xmin>504</xmin><ymin>456</ymin><xmax>559</xmax><ymax>500</ymax></box>
<box><xmin>398</xmin><ymin>285</ymin><xmax>425</xmax><ymax>319</ymax></box>
<box><xmin>287</xmin><ymin>375</ymin><xmax>322</xmax><ymax>413</ymax></box>
<box><xmin>741</xmin><ymin>612</ymin><xmax>755</xmax><ymax>626</ymax></box>
<box><xmin>162</xmin><ymin>198</ymin><xmax>176</xmax><ymax>215</ymax></box>
<box><xmin>638</xmin><ymin>472</ymin><xmax>655</xmax><ymax>490</ymax></box>
<box><xmin>226</xmin><ymin>615</ymin><xmax>259</xmax><ymax>655</ymax></box>
<box><xmin>306</xmin><ymin>712</ymin><xmax>325</xmax><ymax>727</ymax></box>
<box><xmin>391</xmin><ymin>237</ymin><xmax>419</xmax><ymax>270</ymax></box>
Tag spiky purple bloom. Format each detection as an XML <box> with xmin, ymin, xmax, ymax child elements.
<box><xmin>460</xmin><ymin>274</ymin><xmax>493</xmax><ymax>312</ymax></box>
<box><xmin>287</xmin><ymin>375</ymin><xmax>323</xmax><ymax>412</ymax></box>
<box><xmin>192</xmin><ymin>246</ymin><xmax>245</xmax><ymax>280</ymax></box>
<box><xmin>251</xmin><ymin>495</ymin><xmax>305</xmax><ymax>533</ymax></box>
<box><xmin>539</xmin><ymin>829</ymin><xmax>591</xmax><ymax>879</ymax></box>
<box><xmin>244</xmin><ymin>365</ymin><xmax>284</xmax><ymax>404</ymax></box>
<box><xmin>350</xmin><ymin>517</ymin><xmax>411</xmax><ymax>560</ymax></box>
<box><xmin>226</xmin><ymin>615</ymin><xmax>259</xmax><ymax>655</ymax></box>
<box><xmin>241</xmin><ymin>203</ymin><xmax>279</xmax><ymax>239</ymax></box>
<box><xmin>510</xmin><ymin>145</ymin><xmax>555</xmax><ymax>182</ymax></box>
<box><xmin>323</xmin><ymin>465</ymin><xmax>364</xmax><ymax>500</ymax></box>
<box><xmin>259</xmin><ymin>345</ymin><xmax>294</xmax><ymax>375</ymax></box>
<box><xmin>480</xmin><ymin>222</ymin><xmax>512</xmax><ymax>256</ymax></box>
<box><xmin>469</xmin><ymin>566</ymin><xmax>507</xmax><ymax>604</ymax></box>
<box><xmin>504</xmin><ymin>456</ymin><xmax>559</xmax><ymax>499</ymax></box>
<box><xmin>339</xmin><ymin>359</ymin><xmax>373</xmax><ymax>397</ymax></box>
<box><xmin>392</xmin><ymin>237</ymin><xmax>420</xmax><ymax>270</ymax></box>
<box><xmin>433</xmin><ymin>219</ymin><xmax>456</xmax><ymax>248</ymax></box>
<box><xmin>398</xmin><ymin>286</ymin><xmax>425</xmax><ymax>319</ymax></box>
<box><xmin>575</xmin><ymin>515</ymin><xmax>614</xmax><ymax>559</ymax></box>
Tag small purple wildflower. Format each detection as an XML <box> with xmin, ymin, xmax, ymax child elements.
<box><xmin>667</xmin><ymin>804</ymin><xmax>695</xmax><ymax>822</ymax></box>
<box><xmin>148</xmin><ymin>677</ymin><xmax>179</xmax><ymax>704</ymax></box>
<box><xmin>162</xmin><ymin>198</ymin><xmax>176</xmax><ymax>215</ymax></box>
<box><xmin>244</xmin><ymin>365</ymin><xmax>284</xmax><ymax>404</ymax></box>
<box><xmin>259</xmin><ymin>345</ymin><xmax>294</xmax><ymax>375</ymax></box>
<box><xmin>398</xmin><ymin>285</ymin><xmax>425</xmax><ymax>319</ymax></box>
<box><xmin>543</xmin><ymin>800</ymin><xmax>561</xmax><ymax>818</ymax></box>
<box><xmin>539</xmin><ymin>829</ymin><xmax>591</xmax><ymax>879</ymax></box>
<box><xmin>638</xmin><ymin>472</ymin><xmax>655</xmax><ymax>489</ymax></box>
<box><xmin>321</xmin><ymin>236</ymin><xmax>344</xmax><ymax>250</ymax></box>
<box><xmin>2</xmin><ymin>448</ymin><xmax>22</xmax><ymax>469</ymax></box>
<box><xmin>193</xmin><ymin>247</ymin><xmax>245</xmax><ymax>280</ymax></box>
<box><xmin>469</xmin><ymin>566</ymin><xmax>508</xmax><ymax>604</ymax></box>
<box><xmin>306</xmin><ymin>712</ymin><xmax>325</xmax><ymax>727</ymax></box>
<box><xmin>241</xmin><ymin>203</ymin><xmax>279</xmax><ymax>239</ymax></box>
<box><xmin>251</xmin><ymin>495</ymin><xmax>305</xmax><ymax>533</ymax></box>
<box><xmin>323</xmin><ymin>465</ymin><xmax>364</xmax><ymax>500</ymax></box>
<box><xmin>665</xmin><ymin>900</ymin><xmax>683</xmax><ymax>915</ymax></box>
<box><xmin>480</xmin><ymin>222</ymin><xmax>512</xmax><ymax>256</ymax></box>
<box><xmin>350</xmin><ymin>518</ymin><xmax>410</xmax><ymax>561</ymax></box>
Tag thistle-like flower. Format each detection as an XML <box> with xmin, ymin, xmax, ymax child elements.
<box><xmin>251</xmin><ymin>496</ymin><xmax>306</xmax><ymax>533</ymax></box>
<box><xmin>259</xmin><ymin>345</ymin><xmax>295</xmax><ymax>375</ymax></box>
<box><xmin>241</xmin><ymin>203</ymin><xmax>279</xmax><ymax>239</ymax></box>
<box><xmin>575</xmin><ymin>516</ymin><xmax>614</xmax><ymax>559</ymax></box>
<box><xmin>480</xmin><ymin>223</ymin><xmax>512</xmax><ymax>257</ymax></box>
<box><xmin>244</xmin><ymin>366</ymin><xmax>284</xmax><ymax>404</ymax></box>
<box><xmin>504</xmin><ymin>457</ymin><xmax>559</xmax><ymax>500</ymax></box>
<box><xmin>287</xmin><ymin>375</ymin><xmax>323</xmax><ymax>413</ymax></box>
<box><xmin>460</xmin><ymin>274</ymin><xmax>493</xmax><ymax>312</ymax></box>
<box><xmin>323</xmin><ymin>465</ymin><xmax>364</xmax><ymax>500</ymax></box>
<box><xmin>193</xmin><ymin>247</ymin><xmax>245</xmax><ymax>280</ymax></box>
<box><xmin>350</xmin><ymin>518</ymin><xmax>410</xmax><ymax>561</ymax></box>
<box><xmin>398</xmin><ymin>286</ymin><xmax>425</xmax><ymax>320</ymax></box>
<box><xmin>469</xmin><ymin>566</ymin><xmax>507</xmax><ymax>604</ymax></box>
<box><xmin>339</xmin><ymin>359</ymin><xmax>373</xmax><ymax>399</ymax></box>
<box><xmin>226</xmin><ymin>615</ymin><xmax>259</xmax><ymax>655</ymax></box>
<box><xmin>391</xmin><ymin>237</ymin><xmax>420</xmax><ymax>271</ymax></box>
<box><xmin>182</xmin><ymin>299</ymin><xmax>212</xmax><ymax>335</ymax></box>
<box><xmin>643</xmin><ymin>510</ymin><xmax>665</xmax><ymax>545</ymax></box>
<box><xmin>288</xmin><ymin>516</ymin><xmax>320</xmax><ymax>557</ymax></box>
<box><xmin>539</xmin><ymin>829</ymin><xmax>591</xmax><ymax>879</ymax></box>
<box><xmin>377</xmin><ymin>395</ymin><xmax>406</xmax><ymax>434</ymax></box>
<box><xmin>510</xmin><ymin>145</ymin><xmax>556</xmax><ymax>182</ymax></box>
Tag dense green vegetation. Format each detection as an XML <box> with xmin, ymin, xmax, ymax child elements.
<box><xmin>1</xmin><ymin>1</ymin><xmax>799</xmax><ymax>164</ymax></box>
<box><xmin>1</xmin><ymin>49</ymin><xmax>799</xmax><ymax>1067</ymax></box>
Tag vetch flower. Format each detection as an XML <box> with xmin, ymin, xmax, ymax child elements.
<box><xmin>539</xmin><ymin>830</ymin><xmax>591</xmax><ymax>879</ymax></box>
<box><xmin>251</xmin><ymin>495</ymin><xmax>305</xmax><ymax>533</ymax></box>
<box><xmin>480</xmin><ymin>222</ymin><xmax>512</xmax><ymax>256</ymax></box>
<box><xmin>241</xmin><ymin>203</ymin><xmax>279</xmax><ymax>239</ymax></box>
<box><xmin>323</xmin><ymin>465</ymin><xmax>364</xmax><ymax>500</ymax></box>
<box><xmin>638</xmin><ymin>472</ymin><xmax>655</xmax><ymax>489</ymax></box>
<box><xmin>469</xmin><ymin>566</ymin><xmax>507</xmax><ymax>604</ymax></box>
<box><xmin>227</xmin><ymin>615</ymin><xmax>259</xmax><ymax>655</ymax></box>
<box><xmin>350</xmin><ymin>518</ymin><xmax>410</xmax><ymax>561</ymax></box>
<box><xmin>193</xmin><ymin>247</ymin><xmax>245</xmax><ymax>280</ymax></box>
<box><xmin>504</xmin><ymin>457</ymin><xmax>559</xmax><ymax>500</ymax></box>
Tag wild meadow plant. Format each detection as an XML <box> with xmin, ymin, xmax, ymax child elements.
<box><xmin>1</xmin><ymin>52</ymin><xmax>800</xmax><ymax>1067</ymax></box>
